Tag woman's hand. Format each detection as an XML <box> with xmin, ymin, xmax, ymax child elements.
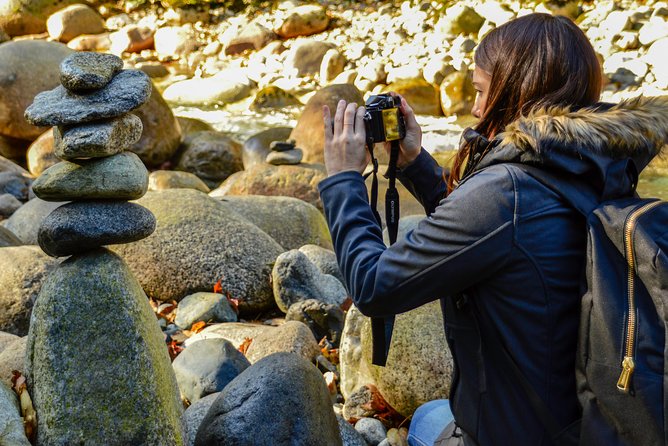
<box><xmin>384</xmin><ymin>94</ymin><xmax>422</xmax><ymax>168</ymax></box>
<box><xmin>323</xmin><ymin>100</ymin><xmax>369</xmax><ymax>177</ymax></box>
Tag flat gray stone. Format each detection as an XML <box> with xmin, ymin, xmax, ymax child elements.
<box><xmin>38</xmin><ymin>201</ymin><xmax>156</xmax><ymax>257</ymax></box>
<box><xmin>266</xmin><ymin>148</ymin><xmax>303</xmax><ymax>165</ymax></box>
<box><xmin>60</xmin><ymin>51</ymin><xmax>123</xmax><ymax>92</ymax></box>
<box><xmin>173</xmin><ymin>338</ymin><xmax>250</xmax><ymax>404</ymax></box>
<box><xmin>32</xmin><ymin>152</ymin><xmax>148</xmax><ymax>201</ymax></box>
<box><xmin>25</xmin><ymin>69</ymin><xmax>152</xmax><ymax>127</ymax></box>
<box><xmin>175</xmin><ymin>292</ymin><xmax>238</xmax><ymax>330</ymax></box>
<box><xmin>26</xmin><ymin>248</ymin><xmax>184</xmax><ymax>445</ymax></box>
<box><xmin>54</xmin><ymin>113</ymin><xmax>143</xmax><ymax>159</ymax></box>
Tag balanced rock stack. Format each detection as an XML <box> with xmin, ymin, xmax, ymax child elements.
<box><xmin>23</xmin><ymin>52</ymin><xmax>184</xmax><ymax>445</ymax></box>
<box><xmin>266</xmin><ymin>139</ymin><xmax>304</xmax><ymax>165</ymax></box>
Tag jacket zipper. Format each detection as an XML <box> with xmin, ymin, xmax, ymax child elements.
<box><xmin>616</xmin><ymin>200</ymin><xmax>663</xmax><ymax>392</ymax></box>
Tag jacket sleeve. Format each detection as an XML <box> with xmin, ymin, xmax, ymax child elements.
<box><xmin>395</xmin><ymin>148</ymin><xmax>447</xmax><ymax>215</ymax></box>
<box><xmin>318</xmin><ymin>166</ymin><xmax>516</xmax><ymax>318</ymax></box>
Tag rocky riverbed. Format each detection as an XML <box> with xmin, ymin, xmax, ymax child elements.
<box><xmin>1</xmin><ymin>0</ymin><xmax>667</xmax><ymax>444</ymax></box>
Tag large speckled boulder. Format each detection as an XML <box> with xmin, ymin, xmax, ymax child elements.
<box><xmin>0</xmin><ymin>246</ymin><xmax>59</xmax><ymax>335</ymax></box>
<box><xmin>130</xmin><ymin>84</ymin><xmax>183</xmax><ymax>167</ymax></box>
<box><xmin>112</xmin><ymin>189</ymin><xmax>283</xmax><ymax>314</ymax></box>
<box><xmin>360</xmin><ymin>301</ymin><xmax>452</xmax><ymax>416</ymax></box>
<box><xmin>2</xmin><ymin>198</ymin><xmax>66</xmax><ymax>244</ymax></box>
<box><xmin>0</xmin><ymin>40</ymin><xmax>72</xmax><ymax>140</ymax></box>
<box><xmin>244</xmin><ymin>320</ymin><xmax>321</xmax><ymax>364</ymax></box>
<box><xmin>0</xmin><ymin>380</ymin><xmax>31</xmax><ymax>446</ymax></box>
<box><xmin>175</xmin><ymin>131</ymin><xmax>243</xmax><ymax>188</ymax></box>
<box><xmin>194</xmin><ymin>352</ymin><xmax>342</xmax><ymax>446</ymax></box>
<box><xmin>26</xmin><ymin>249</ymin><xmax>184</xmax><ymax>445</ymax></box>
<box><xmin>211</xmin><ymin>163</ymin><xmax>327</xmax><ymax>211</ymax></box>
<box><xmin>289</xmin><ymin>84</ymin><xmax>363</xmax><ymax>164</ymax></box>
<box><xmin>216</xmin><ymin>195</ymin><xmax>331</xmax><ymax>250</ymax></box>
<box><xmin>0</xmin><ymin>0</ymin><xmax>81</xmax><ymax>36</ymax></box>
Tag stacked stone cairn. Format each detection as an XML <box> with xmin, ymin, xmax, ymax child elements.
<box><xmin>266</xmin><ymin>139</ymin><xmax>304</xmax><ymax>165</ymax></box>
<box><xmin>23</xmin><ymin>52</ymin><xmax>184</xmax><ymax>445</ymax></box>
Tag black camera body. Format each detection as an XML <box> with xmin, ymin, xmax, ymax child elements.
<box><xmin>363</xmin><ymin>94</ymin><xmax>406</xmax><ymax>144</ymax></box>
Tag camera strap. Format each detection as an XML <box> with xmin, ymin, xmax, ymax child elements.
<box><xmin>364</xmin><ymin>140</ymin><xmax>401</xmax><ymax>366</ymax></box>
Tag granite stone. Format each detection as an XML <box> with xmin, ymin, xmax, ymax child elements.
<box><xmin>54</xmin><ymin>113</ymin><xmax>143</xmax><ymax>159</ymax></box>
<box><xmin>60</xmin><ymin>50</ymin><xmax>123</xmax><ymax>92</ymax></box>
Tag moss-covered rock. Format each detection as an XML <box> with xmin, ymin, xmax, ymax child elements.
<box><xmin>26</xmin><ymin>248</ymin><xmax>185</xmax><ymax>445</ymax></box>
<box><xmin>384</xmin><ymin>78</ymin><xmax>442</xmax><ymax>116</ymax></box>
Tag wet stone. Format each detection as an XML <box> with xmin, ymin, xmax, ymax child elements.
<box><xmin>25</xmin><ymin>70</ymin><xmax>152</xmax><ymax>127</ymax></box>
<box><xmin>38</xmin><ymin>201</ymin><xmax>156</xmax><ymax>257</ymax></box>
<box><xmin>32</xmin><ymin>152</ymin><xmax>148</xmax><ymax>201</ymax></box>
<box><xmin>60</xmin><ymin>52</ymin><xmax>124</xmax><ymax>92</ymax></box>
<box><xmin>266</xmin><ymin>148</ymin><xmax>303</xmax><ymax>165</ymax></box>
<box><xmin>54</xmin><ymin>113</ymin><xmax>143</xmax><ymax>159</ymax></box>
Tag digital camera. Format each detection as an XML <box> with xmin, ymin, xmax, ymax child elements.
<box><xmin>363</xmin><ymin>94</ymin><xmax>406</xmax><ymax>144</ymax></box>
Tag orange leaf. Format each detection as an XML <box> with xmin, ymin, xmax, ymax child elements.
<box><xmin>213</xmin><ymin>280</ymin><xmax>223</xmax><ymax>294</ymax></box>
<box><xmin>167</xmin><ymin>340</ymin><xmax>184</xmax><ymax>361</ymax></box>
<box><xmin>238</xmin><ymin>337</ymin><xmax>253</xmax><ymax>355</ymax></box>
<box><xmin>190</xmin><ymin>321</ymin><xmax>207</xmax><ymax>333</ymax></box>
<box><xmin>340</xmin><ymin>297</ymin><xmax>353</xmax><ymax>311</ymax></box>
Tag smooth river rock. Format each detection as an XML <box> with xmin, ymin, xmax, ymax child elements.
<box><xmin>25</xmin><ymin>69</ymin><xmax>152</xmax><ymax>127</ymax></box>
<box><xmin>216</xmin><ymin>195</ymin><xmax>332</xmax><ymax>250</ymax></box>
<box><xmin>38</xmin><ymin>201</ymin><xmax>156</xmax><ymax>257</ymax></box>
<box><xmin>175</xmin><ymin>292</ymin><xmax>237</xmax><ymax>330</ymax></box>
<box><xmin>244</xmin><ymin>320</ymin><xmax>321</xmax><ymax>364</ymax></box>
<box><xmin>32</xmin><ymin>152</ymin><xmax>149</xmax><ymax>201</ymax></box>
<box><xmin>112</xmin><ymin>189</ymin><xmax>283</xmax><ymax>313</ymax></box>
<box><xmin>0</xmin><ymin>246</ymin><xmax>59</xmax><ymax>336</ymax></box>
<box><xmin>26</xmin><ymin>248</ymin><xmax>184</xmax><ymax>445</ymax></box>
<box><xmin>266</xmin><ymin>147</ymin><xmax>303</xmax><ymax>165</ymax></box>
<box><xmin>194</xmin><ymin>352</ymin><xmax>342</xmax><ymax>446</ymax></box>
<box><xmin>148</xmin><ymin>170</ymin><xmax>210</xmax><ymax>193</ymax></box>
<box><xmin>60</xmin><ymin>45</ymin><xmax>123</xmax><ymax>92</ymax></box>
<box><xmin>0</xmin><ymin>226</ymin><xmax>20</xmax><ymax>247</ymax></box>
<box><xmin>54</xmin><ymin>113</ymin><xmax>143</xmax><ymax>159</ymax></box>
<box><xmin>1</xmin><ymin>198</ymin><xmax>66</xmax><ymax>245</ymax></box>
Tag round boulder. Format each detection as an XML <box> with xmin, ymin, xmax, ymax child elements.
<box><xmin>173</xmin><ymin>338</ymin><xmax>250</xmax><ymax>404</ymax></box>
<box><xmin>298</xmin><ymin>244</ymin><xmax>343</xmax><ymax>284</ymax></box>
<box><xmin>244</xmin><ymin>320</ymin><xmax>320</xmax><ymax>364</ymax></box>
<box><xmin>0</xmin><ymin>40</ymin><xmax>72</xmax><ymax>140</ymax></box>
<box><xmin>149</xmin><ymin>170</ymin><xmax>210</xmax><ymax>193</ymax></box>
<box><xmin>284</xmin><ymin>40</ymin><xmax>336</xmax><ymax>77</ymax></box>
<box><xmin>2</xmin><ymin>198</ymin><xmax>65</xmax><ymax>244</ymax></box>
<box><xmin>130</xmin><ymin>84</ymin><xmax>183</xmax><ymax>167</ymax></box>
<box><xmin>286</xmin><ymin>298</ymin><xmax>344</xmax><ymax>346</ymax></box>
<box><xmin>0</xmin><ymin>246</ymin><xmax>59</xmax><ymax>335</ymax></box>
<box><xmin>111</xmin><ymin>189</ymin><xmax>283</xmax><ymax>314</ymax></box>
<box><xmin>175</xmin><ymin>292</ymin><xmax>237</xmax><ymax>330</ymax></box>
<box><xmin>212</xmin><ymin>163</ymin><xmax>327</xmax><ymax>211</ymax></box>
<box><xmin>46</xmin><ymin>4</ymin><xmax>105</xmax><ymax>42</ymax></box>
<box><xmin>289</xmin><ymin>84</ymin><xmax>364</xmax><ymax>164</ymax></box>
<box><xmin>175</xmin><ymin>130</ymin><xmax>243</xmax><ymax>188</ymax></box>
<box><xmin>383</xmin><ymin>78</ymin><xmax>442</xmax><ymax>116</ymax></box>
<box><xmin>249</xmin><ymin>85</ymin><xmax>301</xmax><ymax>111</ymax></box>
<box><xmin>216</xmin><ymin>195</ymin><xmax>332</xmax><ymax>250</ymax></box>
<box><xmin>26</xmin><ymin>129</ymin><xmax>58</xmax><ymax>176</ymax></box>
<box><xmin>194</xmin><ymin>352</ymin><xmax>342</xmax><ymax>446</ymax></box>
<box><xmin>183</xmin><ymin>392</ymin><xmax>219</xmax><ymax>446</ymax></box>
<box><xmin>360</xmin><ymin>301</ymin><xmax>452</xmax><ymax>416</ymax></box>
<box><xmin>0</xmin><ymin>0</ymin><xmax>81</xmax><ymax>36</ymax></box>
<box><xmin>274</xmin><ymin>4</ymin><xmax>329</xmax><ymax>39</ymax></box>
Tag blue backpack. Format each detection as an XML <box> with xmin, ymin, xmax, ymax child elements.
<box><xmin>485</xmin><ymin>163</ymin><xmax>668</xmax><ymax>445</ymax></box>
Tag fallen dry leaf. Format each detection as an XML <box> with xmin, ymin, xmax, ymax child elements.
<box><xmin>167</xmin><ymin>340</ymin><xmax>184</xmax><ymax>361</ymax></box>
<box><xmin>190</xmin><ymin>321</ymin><xmax>207</xmax><ymax>333</ymax></box>
<box><xmin>238</xmin><ymin>337</ymin><xmax>253</xmax><ymax>355</ymax></box>
<box><xmin>213</xmin><ymin>279</ymin><xmax>223</xmax><ymax>294</ymax></box>
<box><xmin>11</xmin><ymin>371</ymin><xmax>36</xmax><ymax>441</ymax></box>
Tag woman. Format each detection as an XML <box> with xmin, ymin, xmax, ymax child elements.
<box><xmin>319</xmin><ymin>12</ymin><xmax>667</xmax><ymax>446</ymax></box>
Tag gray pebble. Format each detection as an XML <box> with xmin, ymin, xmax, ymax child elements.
<box><xmin>60</xmin><ymin>52</ymin><xmax>124</xmax><ymax>92</ymax></box>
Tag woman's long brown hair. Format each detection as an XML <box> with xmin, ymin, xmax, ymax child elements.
<box><xmin>447</xmin><ymin>13</ymin><xmax>602</xmax><ymax>193</ymax></box>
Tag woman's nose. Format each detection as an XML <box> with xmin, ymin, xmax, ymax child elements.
<box><xmin>471</xmin><ymin>105</ymin><xmax>480</xmax><ymax>119</ymax></box>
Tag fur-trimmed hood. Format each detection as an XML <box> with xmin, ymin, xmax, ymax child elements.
<box><xmin>478</xmin><ymin>96</ymin><xmax>668</xmax><ymax>196</ymax></box>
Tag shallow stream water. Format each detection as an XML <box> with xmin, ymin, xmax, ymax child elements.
<box><xmin>173</xmin><ymin>105</ymin><xmax>668</xmax><ymax>200</ymax></box>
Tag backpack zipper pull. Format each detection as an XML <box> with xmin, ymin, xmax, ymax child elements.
<box><xmin>617</xmin><ymin>356</ymin><xmax>635</xmax><ymax>392</ymax></box>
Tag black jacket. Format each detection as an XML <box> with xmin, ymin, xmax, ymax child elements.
<box><xmin>318</xmin><ymin>97</ymin><xmax>668</xmax><ymax>445</ymax></box>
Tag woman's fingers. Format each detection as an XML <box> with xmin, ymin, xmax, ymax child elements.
<box><xmin>333</xmin><ymin>99</ymin><xmax>346</xmax><ymax>135</ymax></box>
<box><xmin>401</xmin><ymin>96</ymin><xmax>419</xmax><ymax>129</ymax></box>
<box><xmin>323</xmin><ymin>105</ymin><xmax>333</xmax><ymax>142</ymax></box>
<box><xmin>343</xmin><ymin>102</ymin><xmax>357</xmax><ymax>135</ymax></box>
<box><xmin>354</xmin><ymin>105</ymin><xmax>366</xmax><ymax>139</ymax></box>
